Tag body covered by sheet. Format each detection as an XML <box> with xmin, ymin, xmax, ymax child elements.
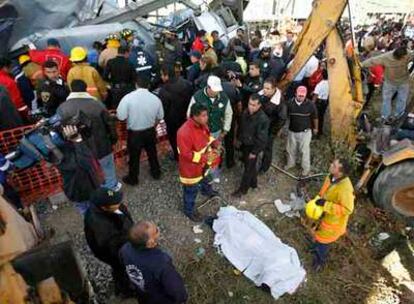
<box><xmin>213</xmin><ymin>206</ymin><xmax>306</xmax><ymax>300</ymax></box>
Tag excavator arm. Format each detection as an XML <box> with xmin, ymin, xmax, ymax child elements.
<box><xmin>278</xmin><ymin>0</ymin><xmax>364</xmax><ymax>146</ymax></box>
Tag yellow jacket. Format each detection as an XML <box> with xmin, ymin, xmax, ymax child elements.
<box><xmin>98</xmin><ymin>47</ymin><xmax>118</xmax><ymax>69</ymax></box>
<box><xmin>67</xmin><ymin>63</ymin><xmax>107</xmax><ymax>101</ymax></box>
<box><xmin>315</xmin><ymin>176</ymin><xmax>355</xmax><ymax>244</ymax></box>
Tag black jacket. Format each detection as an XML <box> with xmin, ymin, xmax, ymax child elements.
<box><xmin>84</xmin><ymin>203</ymin><xmax>133</xmax><ymax>266</ymax></box>
<box><xmin>0</xmin><ymin>85</ymin><xmax>23</xmax><ymax>130</ymax></box>
<box><xmin>238</xmin><ymin>108</ymin><xmax>270</xmax><ymax>155</ymax></box>
<box><xmin>120</xmin><ymin>243</ymin><xmax>188</xmax><ymax>304</ymax></box>
<box><xmin>269</xmin><ymin>57</ymin><xmax>286</xmax><ymax>81</ymax></box>
<box><xmin>240</xmin><ymin>76</ymin><xmax>263</xmax><ymax>107</ymax></box>
<box><xmin>104</xmin><ymin>55</ymin><xmax>136</xmax><ymax>85</ymax></box>
<box><xmin>158</xmin><ymin>77</ymin><xmax>193</xmax><ymax>127</ymax></box>
<box><xmin>57</xmin><ymin>92</ymin><xmax>117</xmax><ymax>159</ymax></box>
<box><xmin>37</xmin><ymin>78</ymin><xmax>70</xmax><ymax>117</ymax></box>
<box><xmin>260</xmin><ymin>94</ymin><xmax>288</xmax><ymax>134</ymax></box>
<box><xmin>57</xmin><ymin>141</ymin><xmax>100</xmax><ymax>202</ymax></box>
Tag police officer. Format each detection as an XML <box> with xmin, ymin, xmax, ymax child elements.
<box><xmin>257</xmin><ymin>41</ymin><xmax>273</xmax><ymax>79</ymax></box>
<box><xmin>37</xmin><ymin>60</ymin><xmax>69</xmax><ymax>117</ymax></box>
<box><xmin>235</xmin><ymin>61</ymin><xmax>263</xmax><ymax>109</ymax></box>
<box><xmin>104</xmin><ymin>46</ymin><xmax>136</xmax><ymax>109</ymax></box>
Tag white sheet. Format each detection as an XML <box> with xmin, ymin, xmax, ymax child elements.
<box><xmin>213</xmin><ymin>206</ymin><xmax>306</xmax><ymax>300</ymax></box>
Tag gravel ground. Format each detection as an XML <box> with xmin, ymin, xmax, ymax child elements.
<box><xmin>37</xmin><ymin>133</ymin><xmax>409</xmax><ymax>304</ymax></box>
<box><xmin>39</xmin><ymin>141</ymin><xmax>303</xmax><ymax>304</ymax></box>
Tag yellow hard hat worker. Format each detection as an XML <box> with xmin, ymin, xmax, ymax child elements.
<box><xmin>18</xmin><ymin>54</ymin><xmax>31</xmax><ymax>65</ymax></box>
<box><xmin>106</xmin><ymin>33</ymin><xmax>121</xmax><ymax>48</ymax></box>
<box><xmin>70</xmin><ymin>47</ymin><xmax>87</xmax><ymax>62</ymax></box>
<box><xmin>305</xmin><ymin>195</ymin><xmax>324</xmax><ymax>220</ymax></box>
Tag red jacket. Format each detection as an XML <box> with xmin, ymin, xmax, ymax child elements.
<box><xmin>0</xmin><ymin>70</ymin><xmax>27</xmax><ymax>114</ymax></box>
<box><xmin>29</xmin><ymin>48</ymin><xmax>71</xmax><ymax>80</ymax></box>
<box><xmin>191</xmin><ymin>37</ymin><xmax>205</xmax><ymax>54</ymax></box>
<box><xmin>177</xmin><ymin>119</ymin><xmax>215</xmax><ymax>185</ymax></box>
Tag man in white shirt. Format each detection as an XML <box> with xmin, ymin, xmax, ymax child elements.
<box><xmin>117</xmin><ymin>77</ymin><xmax>164</xmax><ymax>185</ymax></box>
<box><xmin>312</xmin><ymin>69</ymin><xmax>329</xmax><ymax>137</ymax></box>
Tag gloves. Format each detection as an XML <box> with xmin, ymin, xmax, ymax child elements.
<box><xmin>315</xmin><ymin>198</ymin><xmax>326</xmax><ymax>207</ymax></box>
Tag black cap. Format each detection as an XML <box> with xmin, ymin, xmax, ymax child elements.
<box><xmin>90</xmin><ymin>188</ymin><xmax>123</xmax><ymax>207</ymax></box>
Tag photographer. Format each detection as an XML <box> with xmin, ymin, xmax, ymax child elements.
<box><xmin>57</xmin><ymin>80</ymin><xmax>120</xmax><ymax>192</ymax></box>
<box><xmin>57</xmin><ymin>125</ymin><xmax>100</xmax><ymax>215</ymax></box>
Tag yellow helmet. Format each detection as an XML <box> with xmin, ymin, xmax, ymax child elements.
<box><xmin>18</xmin><ymin>54</ymin><xmax>31</xmax><ymax>65</ymax></box>
<box><xmin>70</xmin><ymin>46</ymin><xmax>87</xmax><ymax>62</ymax></box>
<box><xmin>305</xmin><ymin>196</ymin><xmax>324</xmax><ymax>220</ymax></box>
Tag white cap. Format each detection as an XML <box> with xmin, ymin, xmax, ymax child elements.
<box><xmin>207</xmin><ymin>76</ymin><xmax>223</xmax><ymax>92</ymax></box>
<box><xmin>259</xmin><ymin>40</ymin><xmax>271</xmax><ymax>50</ymax></box>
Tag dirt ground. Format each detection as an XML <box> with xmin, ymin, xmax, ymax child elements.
<box><xmin>40</xmin><ymin>88</ymin><xmax>414</xmax><ymax>304</ymax></box>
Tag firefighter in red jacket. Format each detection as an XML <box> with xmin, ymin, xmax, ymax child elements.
<box><xmin>0</xmin><ymin>57</ymin><xmax>28</xmax><ymax>118</ymax></box>
<box><xmin>29</xmin><ymin>38</ymin><xmax>71</xmax><ymax>80</ymax></box>
<box><xmin>177</xmin><ymin>103</ymin><xmax>220</xmax><ymax>222</ymax></box>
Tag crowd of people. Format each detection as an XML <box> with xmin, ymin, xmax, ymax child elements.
<box><xmin>0</xmin><ymin>14</ymin><xmax>413</xmax><ymax>302</ymax></box>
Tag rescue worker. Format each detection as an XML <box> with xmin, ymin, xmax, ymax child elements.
<box><xmin>29</xmin><ymin>38</ymin><xmax>71</xmax><ymax>80</ymax></box>
<box><xmin>158</xmin><ymin>65</ymin><xmax>194</xmax><ymax>161</ymax></box>
<box><xmin>161</xmin><ymin>28</ymin><xmax>183</xmax><ymax>67</ymax></box>
<box><xmin>99</xmin><ymin>34</ymin><xmax>121</xmax><ymax>69</ymax></box>
<box><xmin>84</xmin><ymin>188</ymin><xmax>134</xmax><ymax>297</ymax></box>
<box><xmin>307</xmin><ymin>158</ymin><xmax>355</xmax><ymax>270</ymax></box>
<box><xmin>67</xmin><ymin>46</ymin><xmax>108</xmax><ymax>101</ymax></box>
<box><xmin>37</xmin><ymin>60</ymin><xmax>69</xmax><ymax>117</ymax></box>
<box><xmin>18</xmin><ymin>54</ymin><xmax>43</xmax><ymax>87</ymax></box>
<box><xmin>104</xmin><ymin>45</ymin><xmax>136</xmax><ymax>109</ymax></box>
<box><xmin>232</xmin><ymin>94</ymin><xmax>269</xmax><ymax>198</ymax></box>
<box><xmin>187</xmin><ymin>76</ymin><xmax>233</xmax><ymax>183</ymax></box>
<box><xmin>0</xmin><ymin>57</ymin><xmax>28</xmax><ymax>118</ymax></box>
<box><xmin>120</xmin><ymin>28</ymin><xmax>155</xmax><ymax>82</ymax></box>
<box><xmin>120</xmin><ymin>221</ymin><xmax>188</xmax><ymax>304</ymax></box>
<box><xmin>177</xmin><ymin>103</ymin><xmax>219</xmax><ymax>222</ymax></box>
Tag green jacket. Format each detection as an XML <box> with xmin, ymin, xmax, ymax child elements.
<box><xmin>193</xmin><ymin>89</ymin><xmax>229</xmax><ymax>133</ymax></box>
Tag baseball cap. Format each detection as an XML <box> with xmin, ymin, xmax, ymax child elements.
<box><xmin>296</xmin><ymin>86</ymin><xmax>308</xmax><ymax>96</ymax></box>
<box><xmin>90</xmin><ymin>188</ymin><xmax>123</xmax><ymax>207</ymax></box>
<box><xmin>207</xmin><ymin>76</ymin><xmax>223</xmax><ymax>92</ymax></box>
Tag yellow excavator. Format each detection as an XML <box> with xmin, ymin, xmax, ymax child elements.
<box><xmin>279</xmin><ymin>0</ymin><xmax>414</xmax><ymax>220</ymax></box>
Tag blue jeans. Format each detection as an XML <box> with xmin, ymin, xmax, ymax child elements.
<box><xmin>74</xmin><ymin>201</ymin><xmax>90</xmax><ymax>216</ymax></box>
<box><xmin>313</xmin><ymin>241</ymin><xmax>329</xmax><ymax>268</ymax></box>
<box><xmin>183</xmin><ymin>178</ymin><xmax>213</xmax><ymax>216</ymax></box>
<box><xmin>382</xmin><ymin>81</ymin><xmax>409</xmax><ymax>119</ymax></box>
<box><xmin>99</xmin><ymin>153</ymin><xmax>118</xmax><ymax>190</ymax></box>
